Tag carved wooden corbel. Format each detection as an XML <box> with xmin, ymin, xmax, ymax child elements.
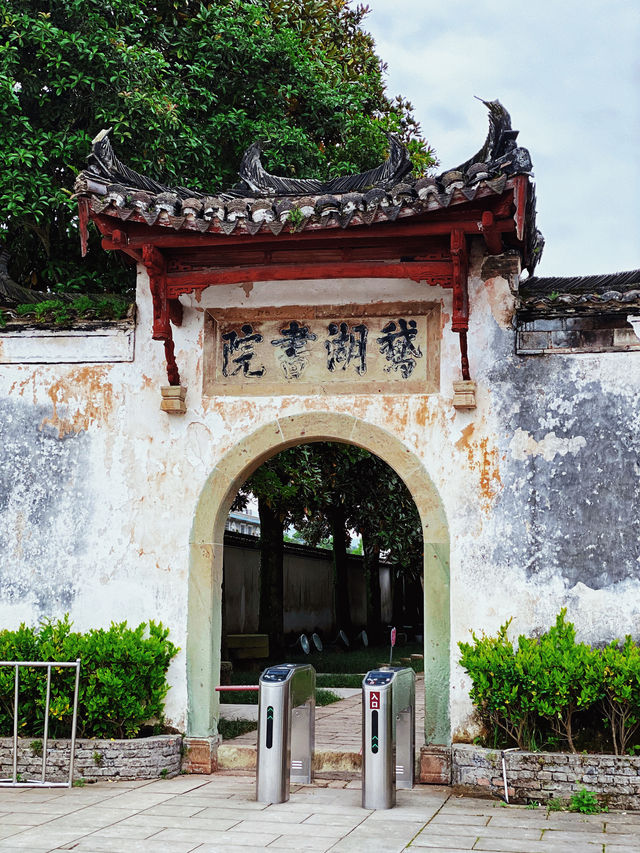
<box><xmin>142</xmin><ymin>244</ymin><xmax>181</xmax><ymax>388</ymax></box>
<box><xmin>450</xmin><ymin>229</ymin><xmax>471</xmax><ymax>381</ymax></box>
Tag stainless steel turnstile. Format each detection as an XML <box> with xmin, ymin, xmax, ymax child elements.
<box><xmin>256</xmin><ymin>663</ymin><xmax>315</xmax><ymax>804</ymax></box>
<box><xmin>362</xmin><ymin>666</ymin><xmax>415</xmax><ymax>809</ymax></box>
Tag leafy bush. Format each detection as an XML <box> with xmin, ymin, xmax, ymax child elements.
<box><xmin>0</xmin><ymin>617</ymin><xmax>178</xmax><ymax>739</ymax></box>
<box><xmin>458</xmin><ymin>618</ymin><xmax>541</xmax><ymax>750</ymax></box>
<box><xmin>569</xmin><ymin>787</ymin><xmax>606</xmax><ymax>814</ymax></box>
<box><xmin>530</xmin><ymin>614</ymin><xmax>601</xmax><ymax>752</ymax></box>
<box><xmin>13</xmin><ymin>295</ymin><xmax>130</xmax><ymax>325</ymax></box>
<box><xmin>459</xmin><ymin>610</ymin><xmax>640</xmax><ymax>754</ymax></box>
<box><xmin>600</xmin><ymin>636</ymin><xmax>640</xmax><ymax>755</ymax></box>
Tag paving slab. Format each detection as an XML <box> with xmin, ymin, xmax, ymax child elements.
<box><xmin>0</xmin><ymin>773</ymin><xmax>638</xmax><ymax>852</ymax></box>
<box><xmin>411</xmin><ymin>835</ymin><xmax>478</xmax><ymax>849</ymax></box>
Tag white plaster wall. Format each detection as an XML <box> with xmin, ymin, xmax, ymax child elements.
<box><xmin>2</xmin><ymin>243</ymin><xmax>639</xmax><ymax>738</ymax></box>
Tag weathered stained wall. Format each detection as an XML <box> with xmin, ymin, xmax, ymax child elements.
<box><xmin>1</xmin><ymin>243</ymin><xmax>639</xmax><ymax>740</ymax></box>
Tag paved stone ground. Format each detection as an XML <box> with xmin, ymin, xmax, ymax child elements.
<box><xmin>226</xmin><ymin>676</ymin><xmax>426</xmax><ymax>753</ymax></box>
<box><xmin>0</xmin><ymin>774</ymin><xmax>639</xmax><ymax>853</ymax></box>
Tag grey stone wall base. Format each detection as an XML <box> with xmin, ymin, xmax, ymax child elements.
<box><xmin>0</xmin><ymin>735</ymin><xmax>182</xmax><ymax>783</ymax></box>
<box><xmin>452</xmin><ymin>744</ymin><xmax>640</xmax><ymax>809</ymax></box>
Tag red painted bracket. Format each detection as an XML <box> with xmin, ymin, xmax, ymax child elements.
<box><xmin>450</xmin><ymin>229</ymin><xmax>471</xmax><ymax>381</ymax></box>
<box><xmin>142</xmin><ymin>244</ymin><xmax>181</xmax><ymax>386</ymax></box>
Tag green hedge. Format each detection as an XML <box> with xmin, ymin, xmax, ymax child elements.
<box><xmin>459</xmin><ymin>610</ymin><xmax>640</xmax><ymax>755</ymax></box>
<box><xmin>0</xmin><ymin>617</ymin><xmax>178</xmax><ymax>739</ymax></box>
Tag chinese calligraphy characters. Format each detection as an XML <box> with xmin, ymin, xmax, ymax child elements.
<box><xmin>325</xmin><ymin>322</ymin><xmax>368</xmax><ymax>375</ymax></box>
<box><xmin>271</xmin><ymin>321</ymin><xmax>317</xmax><ymax>379</ymax></box>
<box><xmin>376</xmin><ymin>319</ymin><xmax>423</xmax><ymax>379</ymax></box>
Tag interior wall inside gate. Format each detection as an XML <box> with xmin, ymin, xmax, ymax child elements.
<box><xmin>188</xmin><ymin>411</ymin><xmax>450</xmax><ymax>745</ymax></box>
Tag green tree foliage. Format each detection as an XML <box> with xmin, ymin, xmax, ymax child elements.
<box><xmin>0</xmin><ymin>0</ymin><xmax>435</xmax><ymax>297</ymax></box>
<box><xmin>0</xmin><ymin>616</ymin><xmax>178</xmax><ymax>739</ymax></box>
<box><xmin>234</xmin><ymin>442</ymin><xmax>422</xmax><ymax>646</ymax></box>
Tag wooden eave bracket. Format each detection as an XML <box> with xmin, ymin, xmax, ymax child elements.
<box><xmin>450</xmin><ymin>229</ymin><xmax>472</xmax><ymax>388</ymax></box>
<box><xmin>141</xmin><ymin>244</ymin><xmax>184</xmax><ymax>396</ymax></box>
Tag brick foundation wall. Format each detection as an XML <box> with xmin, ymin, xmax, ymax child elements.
<box><xmin>0</xmin><ymin>735</ymin><xmax>182</xmax><ymax>783</ymax></box>
<box><xmin>452</xmin><ymin>744</ymin><xmax>640</xmax><ymax>809</ymax></box>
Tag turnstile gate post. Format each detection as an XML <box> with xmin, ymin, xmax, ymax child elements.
<box><xmin>256</xmin><ymin>663</ymin><xmax>315</xmax><ymax>804</ymax></box>
<box><xmin>362</xmin><ymin>666</ymin><xmax>415</xmax><ymax>809</ymax></box>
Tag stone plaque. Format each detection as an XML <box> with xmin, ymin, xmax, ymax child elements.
<box><xmin>203</xmin><ymin>303</ymin><xmax>440</xmax><ymax>396</ymax></box>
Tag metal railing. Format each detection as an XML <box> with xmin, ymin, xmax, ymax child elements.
<box><xmin>0</xmin><ymin>660</ymin><xmax>81</xmax><ymax>788</ymax></box>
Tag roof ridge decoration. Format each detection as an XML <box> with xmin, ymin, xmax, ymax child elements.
<box><xmin>78</xmin><ymin>99</ymin><xmax>532</xmax><ymax>203</ymax></box>
<box><xmin>234</xmin><ymin>134</ymin><xmax>413</xmax><ymax>197</ymax></box>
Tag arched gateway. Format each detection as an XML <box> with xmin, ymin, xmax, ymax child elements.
<box><xmin>188</xmin><ymin>412</ymin><xmax>450</xmax><ymax>745</ymax></box>
<box><xmin>73</xmin><ymin>102</ymin><xmax>542</xmax><ymax>779</ymax></box>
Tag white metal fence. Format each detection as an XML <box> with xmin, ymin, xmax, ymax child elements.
<box><xmin>0</xmin><ymin>660</ymin><xmax>81</xmax><ymax>788</ymax></box>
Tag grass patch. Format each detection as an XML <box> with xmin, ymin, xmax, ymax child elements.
<box><xmin>316</xmin><ymin>673</ymin><xmax>364</xmax><ymax>689</ymax></box>
<box><xmin>282</xmin><ymin>642</ymin><xmax>424</xmax><ymax>675</ymax></box>
<box><xmin>218</xmin><ymin>719</ymin><xmax>257</xmax><ymax>739</ymax></box>
<box><xmin>316</xmin><ymin>689</ymin><xmax>342</xmax><ymax>706</ymax></box>
<box><xmin>220</xmin><ymin>688</ymin><xmax>343</xmax><ymax>706</ymax></box>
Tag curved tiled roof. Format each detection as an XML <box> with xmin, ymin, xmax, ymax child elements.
<box><xmin>520</xmin><ymin>270</ymin><xmax>640</xmax><ymax>311</ymax></box>
<box><xmin>74</xmin><ymin>99</ymin><xmax>541</xmax><ymax>269</ymax></box>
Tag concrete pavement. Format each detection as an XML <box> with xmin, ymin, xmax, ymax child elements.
<box><xmin>0</xmin><ymin>774</ymin><xmax>639</xmax><ymax>853</ymax></box>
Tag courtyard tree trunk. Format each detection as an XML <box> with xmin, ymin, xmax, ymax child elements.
<box><xmin>362</xmin><ymin>531</ymin><xmax>382</xmax><ymax>641</ymax></box>
<box><xmin>258</xmin><ymin>498</ymin><xmax>285</xmax><ymax>653</ymax></box>
<box><xmin>330</xmin><ymin>505</ymin><xmax>352</xmax><ymax>633</ymax></box>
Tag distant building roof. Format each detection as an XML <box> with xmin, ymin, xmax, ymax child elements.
<box><xmin>519</xmin><ymin>270</ymin><xmax>640</xmax><ymax>314</ymax></box>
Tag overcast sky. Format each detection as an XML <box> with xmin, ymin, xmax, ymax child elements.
<box><xmin>364</xmin><ymin>0</ymin><xmax>639</xmax><ymax>277</ymax></box>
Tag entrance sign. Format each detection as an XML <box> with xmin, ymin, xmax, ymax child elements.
<box><xmin>204</xmin><ymin>302</ymin><xmax>440</xmax><ymax>396</ymax></box>
<box><xmin>369</xmin><ymin>691</ymin><xmax>380</xmax><ymax>710</ymax></box>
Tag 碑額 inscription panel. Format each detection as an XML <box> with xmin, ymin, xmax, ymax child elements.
<box><xmin>203</xmin><ymin>302</ymin><xmax>440</xmax><ymax>396</ymax></box>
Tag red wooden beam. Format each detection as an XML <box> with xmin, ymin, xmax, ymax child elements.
<box><xmin>78</xmin><ymin>198</ymin><xmax>90</xmax><ymax>258</ymax></box>
<box><xmin>164</xmin><ymin>260</ymin><xmax>453</xmax><ymax>294</ymax></box>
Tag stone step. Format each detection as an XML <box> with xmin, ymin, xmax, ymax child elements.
<box><xmin>217</xmin><ymin>743</ymin><xmax>362</xmax><ymax>774</ymax></box>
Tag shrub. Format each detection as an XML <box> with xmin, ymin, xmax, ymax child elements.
<box><xmin>569</xmin><ymin>787</ymin><xmax>606</xmax><ymax>814</ymax></box>
<box><xmin>530</xmin><ymin>612</ymin><xmax>602</xmax><ymax>752</ymax></box>
<box><xmin>13</xmin><ymin>296</ymin><xmax>130</xmax><ymax>325</ymax></box>
<box><xmin>459</xmin><ymin>610</ymin><xmax>638</xmax><ymax>753</ymax></box>
<box><xmin>600</xmin><ymin>636</ymin><xmax>640</xmax><ymax>755</ymax></box>
<box><xmin>458</xmin><ymin>618</ymin><xmax>540</xmax><ymax>750</ymax></box>
<box><xmin>0</xmin><ymin>616</ymin><xmax>178</xmax><ymax>739</ymax></box>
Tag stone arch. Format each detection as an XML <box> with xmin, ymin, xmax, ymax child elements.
<box><xmin>188</xmin><ymin>411</ymin><xmax>450</xmax><ymax>745</ymax></box>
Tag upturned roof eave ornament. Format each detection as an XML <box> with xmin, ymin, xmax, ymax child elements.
<box><xmin>234</xmin><ymin>133</ymin><xmax>414</xmax><ymax>198</ymax></box>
